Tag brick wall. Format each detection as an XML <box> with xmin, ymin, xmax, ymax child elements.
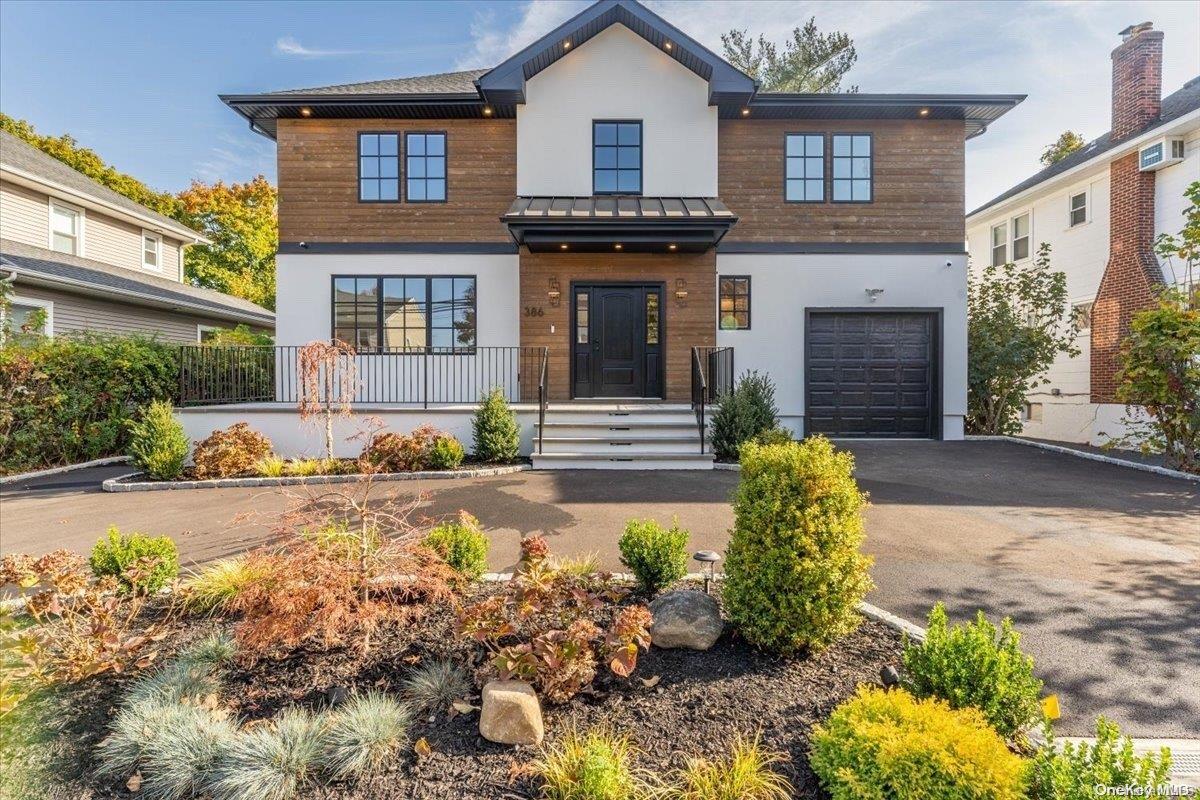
<box><xmin>1110</xmin><ymin>26</ymin><xmax>1164</xmax><ymax>141</ymax></box>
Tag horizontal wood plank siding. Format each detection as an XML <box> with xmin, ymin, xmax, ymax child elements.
<box><xmin>519</xmin><ymin>251</ymin><xmax>715</xmax><ymax>401</ymax></box>
<box><xmin>718</xmin><ymin>119</ymin><xmax>965</xmax><ymax>243</ymax></box>
<box><xmin>11</xmin><ymin>284</ymin><xmax>268</xmax><ymax>343</ymax></box>
<box><xmin>277</xmin><ymin>118</ymin><xmax>516</xmax><ymax>243</ymax></box>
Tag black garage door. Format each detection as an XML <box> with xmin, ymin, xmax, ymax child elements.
<box><xmin>805</xmin><ymin>312</ymin><xmax>937</xmax><ymax>438</ymax></box>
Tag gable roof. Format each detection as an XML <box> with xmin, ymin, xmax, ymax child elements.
<box><xmin>969</xmin><ymin>75</ymin><xmax>1200</xmax><ymax>219</ymax></box>
<box><xmin>475</xmin><ymin>0</ymin><xmax>756</xmax><ymax>107</ymax></box>
<box><xmin>260</xmin><ymin>69</ymin><xmax>488</xmax><ymax>97</ymax></box>
<box><xmin>0</xmin><ymin>131</ymin><xmax>208</xmax><ymax>243</ymax></box>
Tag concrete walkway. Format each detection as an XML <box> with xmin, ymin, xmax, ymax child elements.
<box><xmin>2</xmin><ymin>440</ymin><xmax>1197</xmax><ymax>737</ymax></box>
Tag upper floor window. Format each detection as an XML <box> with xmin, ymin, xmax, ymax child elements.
<box><xmin>332</xmin><ymin>275</ymin><xmax>476</xmax><ymax>353</ymax></box>
<box><xmin>785</xmin><ymin>134</ymin><xmax>824</xmax><ymax>203</ymax></box>
<box><xmin>719</xmin><ymin>276</ymin><xmax>751</xmax><ymax>330</ymax></box>
<box><xmin>358</xmin><ymin>133</ymin><xmax>400</xmax><ymax>202</ymax></box>
<box><xmin>406</xmin><ymin>132</ymin><xmax>446</xmax><ymax>202</ymax></box>
<box><xmin>1071</xmin><ymin>300</ymin><xmax>1093</xmax><ymax>331</ymax></box>
<box><xmin>49</xmin><ymin>201</ymin><xmax>81</xmax><ymax>255</ymax></box>
<box><xmin>991</xmin><ymin>222</ymin><xmax>1007</xmax><ymax>266</ymax></box>
<box><xmin>593</xmin><ymin>121</ymin><xmax>641</xmax><ymax>195</ymax></box>
<box><xmin>831</xmin><ymin>134</ymin><xmax>872</xmax><ymax>202</ymax></box>
<box><xmin>1069</xmin><ymin>191</ymin><xmax>1087</xmax><ymax>227</ymax></box>
<box><xmin>1011</xmin><ymin>213</ymin><xmax>1031</xmax><ymax>261</ymax></box>
<box><xmin>142</xmin><ymin>232</ymin><xmax>162</xmax><ymax>270</ymax></box>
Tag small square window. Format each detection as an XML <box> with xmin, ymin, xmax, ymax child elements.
<box><xmin>405</xmin><ymin>132</ymin><xmax>447</xmax><ymax>202</ymax></box>
<box><xmin>1069</xmin><ymin>192</ymin><xmax>1087</xmax><ymax>227</ymax></box>
<box><xmin>831</xmin><ymin>134</ymin><xmax>871</xmax><ymax>203</ymax></box>
<box><xmin>718</xmin><ymin>276</ymin><xmax>750</xmax><ymax>330</ymax></box>
<box><xmin>359</xmin><ymin>133</ymin><xmax>400</xmax><ymax>202</ymax></box>
<box><xmin>785</xmin><ymin>134</ymin><xmax>824</xmax><ymax>202</ymax></box>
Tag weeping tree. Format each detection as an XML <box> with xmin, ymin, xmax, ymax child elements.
<box><xmin>967</xmin><ymin>244</ymin><xmax>1079</xmax><ymax>435</ymax></box>
<box><xmin>297</xmin><ymin>340</ymin><xmax>358</xmax><ymax>460</ymax></box>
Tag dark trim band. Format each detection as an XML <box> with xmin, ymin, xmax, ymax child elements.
<box><xmin>717</xmin><ymin>241</ymin><xmax>967</xmax><ymax>255</ymax></box>
<box><xmin>279</xmin><ymin>242</ymin><xmax>518</xmax><ymax>255</ymax></box>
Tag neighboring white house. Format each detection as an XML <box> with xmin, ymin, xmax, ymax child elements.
<box><xmin>967</xmin><ymin>23</ymin><xmax>1199</xmax><ymax>446</ymax></box>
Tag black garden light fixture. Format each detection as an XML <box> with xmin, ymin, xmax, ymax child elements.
<box><xmin>693</xmin><ymin>550</ymin><xmax>720</xmax><ymax>593</ymax></box>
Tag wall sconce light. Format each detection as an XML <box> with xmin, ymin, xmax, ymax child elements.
<box><xmin>865</xmin><ymin>288</ymin><xmax>884</xmax><ymax>302</ymax></box>
<box><xmin>548</xmin><ymin>277</ymin><xmax>561</xmax><ymax>306</ymax></box>
<box><xmin>675</xmin><ymin>278</ymin><xmax>689</xmax><ymax>305</ymax></box>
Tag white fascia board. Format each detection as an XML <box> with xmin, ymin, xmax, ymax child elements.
<box><xmin>967</xmin><ymin>108</ymin><xmax>1200</xmax><ymax>224</ymax></box>
<box><xmin>0</xmin><ymin>166</ymin><xmax>212</xmax><ymax>246</ymax></box>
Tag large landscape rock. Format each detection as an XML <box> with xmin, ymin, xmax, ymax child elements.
<box><xmin>479</xmin><ymin>680</ymin><xmax>543</xmax><ymax>746</ymax></box>
<box><xmin>649</xmin><ymin>589</ymin><xmax>724</xmax><ymax>650</ymax></box>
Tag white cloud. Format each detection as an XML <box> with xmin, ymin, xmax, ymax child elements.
<box><xmin>456</xmin><ymin>1</ymin><xmax>587</xmax><ymax>69</ymax></box>
<box><xmin>274</xmin><ymin>36</ymin><xmax>359</xmax><ymax>59</ymax></box>
<box><xmin>195</xmin><ymin>132</ymin><xmax>275</xmax><ymax>184</ymax></box>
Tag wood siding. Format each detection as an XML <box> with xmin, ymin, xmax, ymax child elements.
<box><xmin>519</xmin><ymin>251</ymin><xmax>715</xmax><ymax>401</ymax></box>
<box><xmin>277</xmin><ymin>118</ymin><xmax>516</xmax><ymax>243</ymax></box>
<box><xmin>0</xmin><ymin>179</ymin><xmax>185</xmax><ymax>277</ymax></box>
<box><xmin>718</xmin><ymin>119</ymin><xmax>965</xmax><ymax>243</ymax></box>
<box><xmin>10</xmin><ymin>284</ymin><xmax>268</xmax><ymax>343</ymax></box>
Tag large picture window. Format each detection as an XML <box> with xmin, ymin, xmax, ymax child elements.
<box><xmin>593</xmin><ymin>121</ymin><xmax>642</xmax><ymax>194</ymax></box>
<box><xmin>332</xmin><ymin>275</ymin><xmax>476</xmax><ymax>352</ymax></box>
<box><xmin>831</xmin><ymin>134</ymin><xmax>872</xmax><ymax>202</ymax></box>
<box><xmin>785</xmin><ymin>134</ymin><xmax>824</xmax><ymax>202</ymax></box>
<box><xmin>358</xmin><ymin>133</ymin><xmax>399</xmax><ymax>202</ymax></box>
<box><xmin>405</xmin><ymin>132</ymin><xmax>447</xmax><ymax>202</ymax></box>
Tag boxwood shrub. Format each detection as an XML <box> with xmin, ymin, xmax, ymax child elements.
<box><xmin>89</xmin><ymin>526</ymin><xmax>180</xmax><ymax>595</ymax></box>
<box><xmin>425</xmin><ymin>512</ymin><xmax>489</xmax><ymax>581</ymax></box>
<box><xmin>618</xmin><ymin>518</ymin><xmax>689</xmax><ymax>596</ymax></box>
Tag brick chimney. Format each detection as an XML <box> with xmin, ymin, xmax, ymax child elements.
<box><xmin>1090</xmin><ymin>23</ymin><xmax>1164</xmax><ymax>403</ymax></box>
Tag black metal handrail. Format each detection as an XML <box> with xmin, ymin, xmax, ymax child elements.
<box><xmin>537</xmin><ymin>348</ymin><xmax>549</xmax><ymax>454</ymax></box>
<box><xmin>177</xmin><ymin>345</ymin><xmax>548</xmax><ymax>408</ymax></box>
<box><xmin>690</xmin><ymin>346</ymin><xmax>735</xmax><ymax>453</ymax></box>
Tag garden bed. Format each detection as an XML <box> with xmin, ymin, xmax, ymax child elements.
<box><xmin>101</xmin><ymin>462</ymin><xmax>530</xmax><ymax>492</ymax></box>
<box><xmin>3</xmin><ymin>584</ymin><xmax>903</xmax><ymax>800</ymax></box>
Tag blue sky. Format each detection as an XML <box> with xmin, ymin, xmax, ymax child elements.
<box><xmin>2</xmin><ymin>0</ymin><xmax>1197</xmax><ymax>209</ymax></box>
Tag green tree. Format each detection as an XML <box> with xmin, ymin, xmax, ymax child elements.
<box><xmin>721</xmin><ymin>19</ymin><xmax>857</xmax><ymax>93</ymax></box>
<box><xmin>967</xmin><ymin>243</ymin><xmax>1079</xmax><ymax>435</ymax></box>
<box><xmin>1039</xmin><ymin>131</ymin><xmax>1087</xmax><ymax>167</ymax></box>
<box><xmin>178</xmin><ymin>177</ymin><xmax>278</xmax><ymax>310</ymax></box>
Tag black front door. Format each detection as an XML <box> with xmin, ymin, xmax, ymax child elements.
<box><xmin>572</xmin><ymin>284</ymin><xmax>663</xmax><ymax>398</ymax></box>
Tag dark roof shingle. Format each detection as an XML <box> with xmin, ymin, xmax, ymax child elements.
<box><xmin>262</xmin><ymin>69</ymin><xmax>488</xmax><ymax>97</ymax></box>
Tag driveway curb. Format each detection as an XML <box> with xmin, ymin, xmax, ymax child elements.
<box><xmin>966</xmin><ymin>435</ymin><xmax>1199</xmax><ymax>482</ymax></box>
<box><xmin>0</xmin><ymin>456</ymin><xmax>131</xmax><ymax>487</ymax></box>
<box><xmin>102</xmin><ymin>464</ymin><xmax>531</xmax><ymax>492</ymax></box>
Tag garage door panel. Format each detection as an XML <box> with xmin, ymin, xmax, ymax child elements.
<box><xmin>806</xmin><ymin>312</ymin><xmax>936</xmax><ymax>439</ymax></box>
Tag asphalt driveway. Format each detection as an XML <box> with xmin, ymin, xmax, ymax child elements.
<box><xmin>2</xmin><ymin>441</ymin><xmax>1196</xmax><ymax>736</ymax></box>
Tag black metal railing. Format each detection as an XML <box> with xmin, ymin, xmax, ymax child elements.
<box><xmin>690</xmin><ymin>346</ymin><xmax>734</xmax><ymax>453</ymax></box>
<box><xmin>178</xmin><ymin>345</ymin><xmax>548</xmax><ymax>408</ymax></box>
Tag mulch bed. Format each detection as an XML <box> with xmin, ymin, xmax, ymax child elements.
<box><xmin>33</xmin><ymin>586</ymin><xmax>902</xmax><ymax>800</ymax></box>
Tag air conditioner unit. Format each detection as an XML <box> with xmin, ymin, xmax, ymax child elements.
<box><xmin>1138</xmin><ymin>137</ymin><xmax>1185</xmax><ymax>171</ymax></box>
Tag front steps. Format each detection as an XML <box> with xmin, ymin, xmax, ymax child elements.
<box><xmin>532</xmin><ymin>403</ymin><xmax>714</xmax><ymax>470</ymax></box>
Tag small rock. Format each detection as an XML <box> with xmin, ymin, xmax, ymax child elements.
<box><xmin>649</xmin><ymin>590</ymin><xmax>724</xmax><ymax>650</ymax></box>
<box><xmin>325</xmin><ymin>685</ymin><xmax>350</xmax><ymax>707</ymax></box>
<box><xmin>880</xmin><ymin>665</ymin><xmax>901</xmax><ymax>687</ymax></box>
<box><xmin>479</xmin><ymin>680</ymin><xmax>544</xmax><ymax>746</ymax></box>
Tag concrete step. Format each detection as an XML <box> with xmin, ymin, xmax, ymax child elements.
<box><xmin>536</xmin><ymin>421</ymin><xmax>701</xmax><ymax>438</ymax></box>
<box><xmin>540</xmin><ymin>436</ymin><xmax>702</xmax><ymax>454</ymax></box>
<box><xmin>541</xmin><ymin>407</ymin><xmax>698</xmax><ymax>426</ymax></box>
<box><xmin>531</xmin><ymin>452</ymin><xmax>715</xmax><ymax>470</ymax></box>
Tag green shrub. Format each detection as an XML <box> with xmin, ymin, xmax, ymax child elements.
<box><xmin>191</xmin><ymin>423</ymin><xmax>272</xmax><ymax>479</ymax></box>
<box><xmin>672</xmin><ymin>733</ymin><xmax>792</xmax><ymax>800</ymax></box>
<box><xmin>536</xmin><ymin>726</ymin><xmax>653</xmax><ymax>800</ymax></box>
<box><xmin>810</xmin><ymin>686</ymin><xmax>1028</xmax><ymax>800</ymax></box>
<box><xmin>425</xmin><ymin>512</ymin><xmax>488</xmax><ymax>581</ymax></box>
<box><xmin>127</xmin><ymin>400</ymin><xmax>188</xmax><ymax>480</ymax></box>
<box><xmin>429</xmin><ymin>435</ymin><xmax>466</xmax><ymax>469</ymax></box>
<box><xmin>709</xmin><ymin>371</ymin><xmax>778</xmax><ymax>461</ymax></box>
<box><xmin>472</xmin><ymin>387</ymin><xmax>520</xmax><ymax>463</ymax></box>
<box><xmin>618</xmin><ymin>518</ymin><xmax>689</xmax><ymax>595</ymax></box>
<box><xmin>319</xmin><ymin>691</ymin><xmax>410</xmax><ymax>780</ymax></box>
<box><xmin>89</xmin><ymin>526</ymin><xmax>179</xmax><ymax>594</ymax></box>
<box><xmin>0</xmin><ymin>333</ymin><xmax>177</xmax><ymax>475</ymax></box>
<box><xmin>180</xmin><ymin>557</ymin><xmax>272</xmax><ymax>615</ymax></box>
<box><xmin>286</xmin><ymin>458</ymin><xmax>322</xmax><ymax>477</ymax></box>
<box><xmin>254</xmin><ymin>455</ymin><xmax>286</xmax><ymax>477</ymax></box>
<box><xmin>722</xmin><ymin>438</ymin><xmax>872</xmax><ymax>655</ymax></box>
<box><xmin>358</xmin><ymin>424</ymin><xmax>441</xmax><ymax>472</ymax></box>
<box><xmin>750</xmin><ymin>425</ymin><xmax>793</xmax><ymax>447</ymax></box>
<box><xmin>901</xmin><ymin>603</ymin><xmax>1043</xmax><ymax>740</ymax></box>
<box><xmin>1029</xmin><ymin>717</ymin><xmax>1172</xmax><ymax>800</ymax></box>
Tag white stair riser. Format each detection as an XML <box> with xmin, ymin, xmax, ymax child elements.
<box><xmin>536</xmin><ymin>423</ymin><xmax>700</xmax><ymax>438</ymax></box>
<box><xmin>532</xmin><ymin>456</ymin><xmax>715</xmax><ymax>470</ymax></box>
<box><xmin>542</xmin><ymin>412</ymin><xmax>698</xmax><ymax>426</ymax></box>
<box><xmin>540</xmin><ymin>439</ymin><xmax>702</xmax><ymax>454</ymax></box>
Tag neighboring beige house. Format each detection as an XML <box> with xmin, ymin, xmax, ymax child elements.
<box><xmin>0</xmin><ymin>130</ymin><xmax>273</xmax><ymax>341</ymax></box>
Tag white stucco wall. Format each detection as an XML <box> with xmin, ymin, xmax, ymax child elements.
<box><xmin>275</xmin><ymin>252</ymin><xmax>520</xmax><ymax>347</ymax></box>
<box><xmin>516</xmin><ymin>24</ymin><xmax>718</xmax><ymax>197</ymax></box>
<box><xmin>715</xmin><ymin>253</ymin><xmax>969</xmax><ymax>440</ymax></box>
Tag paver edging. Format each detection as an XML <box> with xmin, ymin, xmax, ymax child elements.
<box><xmin>713</xmin><ymin>462</ymin><xmax>741</xmax><ymax>471</ymax></box>
<box><xmin>966</xmin><ymin>435</ymin><xmax>1199</xmax><ymax>482</ymax></box>
<box><xmin>102</xmin><ymin>464</ymin><xmax>531</xmax><ymax>492</ymax></box>
<box><xmin>0</xmin><ymin>456</ymin><xmax>131</xmax><ymax>487</ymax></box>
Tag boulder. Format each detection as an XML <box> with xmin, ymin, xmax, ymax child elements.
<box><xmin>649</xmin><ymin>590</ymin><xmax>724</xmax><ymax>650</ymax></box>
<box><xmin>479</xmin><ymin>680</ymin><xmax>543</xmax><ymax>746</ymax></box>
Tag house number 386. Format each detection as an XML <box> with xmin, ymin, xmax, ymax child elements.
<box><xmin>523</xmin><ymin>306</ymin><xmax>544</xmax><ymax>317</ymax></box>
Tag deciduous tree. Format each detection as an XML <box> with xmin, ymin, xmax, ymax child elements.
<box><xmin>1039</xmin><ymin>131</ymin><xmax>1087</xmax><ymax>166</ymax></box>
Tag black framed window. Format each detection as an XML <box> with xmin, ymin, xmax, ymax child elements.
<box><xmin>832</xmin><ymin>134</ymin><xmax>872</xmax><ymax>202</ymax></box>
<box><xmin>332</xmin><ymin>275</ymin><xmax>476</xmax><ymax>352</ymax></box>
<box><xmin>405</xmin><ymin>132</ymin><xmax>447</xmax><ymax>202</ymax></box>
<box><xmin>785</xmin><ymin>134</ymin><xmax>824</xmax><ymax>202</ymax></box>
<box><xmin>718</xmin><ymin>276</ymin><xmax>750</xmax><ymax>330</ymax></box>
<box><xmin>358</xmin><ymin>133</ymin><xmax>399</xmax><ymax>202</ymax></box>
<box><xmin>593</xmin><ymin>121</ymin><xmax>642</xmax><ymax>194</ymax></box>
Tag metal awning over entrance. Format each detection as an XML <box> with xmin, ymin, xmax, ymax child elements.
<box><xmin>502</xmin><ymin>195</ymin><xmax>738</xmax><ymax>253</ymax></box>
